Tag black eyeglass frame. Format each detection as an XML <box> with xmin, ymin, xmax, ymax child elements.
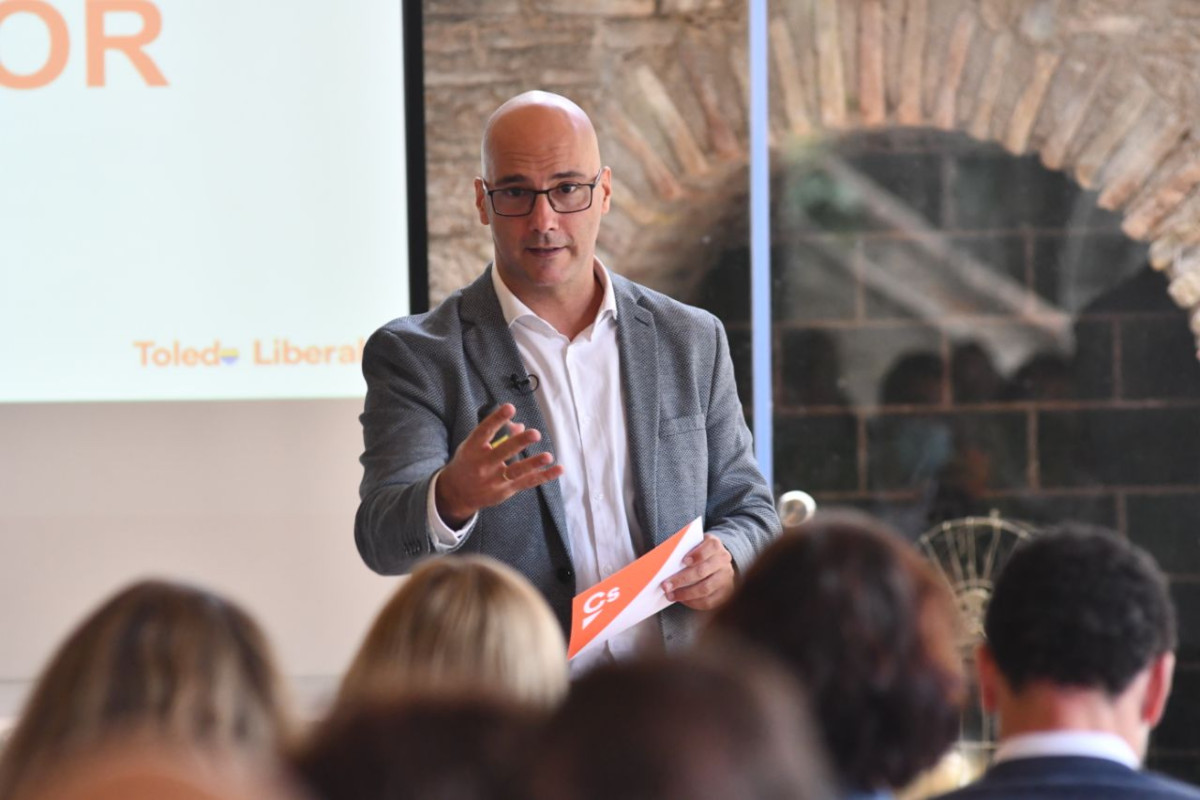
<box><xmin>482</xmin><ymin>168</ymin><xmax>605</xmax><ymax>217</ymax></box>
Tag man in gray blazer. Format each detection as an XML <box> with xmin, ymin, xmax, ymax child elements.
<box><xmin>355</xmin><ymin>91</ymin><xmax>779</xmax><ymax>660</ymax></box>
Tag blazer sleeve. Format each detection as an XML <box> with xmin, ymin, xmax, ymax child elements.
<box><xmin>354</xmin><ymin>326</ymin><xmax>451</xmax><ymax>574</ymax></box>
<box><xmin>702</xmin><ymin>315</ymin><xmax>782</xmax><ymax>570</ymax></box>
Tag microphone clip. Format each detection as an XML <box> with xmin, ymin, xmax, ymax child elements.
<box><xmin>509</xmin><ymin>372</ymin><xmax>540</xmax><ymax>395</ymax></box>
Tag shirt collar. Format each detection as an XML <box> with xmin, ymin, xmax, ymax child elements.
<box><xmin>490</xmin><ymin>260</ymin><xmax>617</xmax><ymax>332</ymax></box>
<box><xmin>993</xmin><ymin>731</ymin><xmax>1139</xmax><ymax>769</ymax></box>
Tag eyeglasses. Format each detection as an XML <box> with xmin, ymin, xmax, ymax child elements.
<box><xmin>483</xmin><ymin>169</ymin><xmax>604</xmax><ymax>217</ymax></box>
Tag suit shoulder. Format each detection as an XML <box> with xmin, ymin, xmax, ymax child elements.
<box><xmin>1142</xmin><ymin>771</ymin><xmax>1200</xmax><ymax>799</ymax></box>
<box><xmin>931</xmin><ymin>769</ymin><xmax>1200</xmax><ymax>800</ymax></box>
<box><xmin>613</xmin><ymin>273</ymin><xmax>719</xmax><ymax>331</ymax></box>
<box><xmin>367</xmin><ymin>289</ymin><xmax>470</xmax><ymax>351</ymax></box>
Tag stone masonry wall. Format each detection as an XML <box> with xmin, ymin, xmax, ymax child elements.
<box><xmin>424</xmin><ymin>0</ymin><xmax>1200</xmax><ymax>354</ymax></box>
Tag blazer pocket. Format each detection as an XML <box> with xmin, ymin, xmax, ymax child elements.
<box><xmin>659</xmin><ymin>413</ymin><xmax>705</xmax><ymax>438</ymax></box>
<box><xmin>658</xmin><ymin>413</ymin><xmax>707</xmax><ymax>517</ymax></box>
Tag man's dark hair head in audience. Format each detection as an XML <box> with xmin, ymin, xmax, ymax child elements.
<box><xmin>978</xmin><ymin>523</ymin><xmax>1176</xmax><ymax>758</ymax></box>
<box><xmin>928</xmin><ymin>525</ymin><xmax>1190</xmax><ymax>800</ymax></box>
<box><xmin>526</xmin><ymin>652</ymin><xmax>831</xmax><ymax>800</ymax></box>
<box><xmin>291</xmin><ymin>694</ymin><xmax>538</xmax><ymax>800</ymax></box>
<box><xmin>708</xmin><ymin>509</ymin><xmax>965</xmax><ymax>796</ymax></box>
<box><xmin>985</xmin><ymin>522</ymin><xmax>1175</xmax><ymax>696</ymax></box>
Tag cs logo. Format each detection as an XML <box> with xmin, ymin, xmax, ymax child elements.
<box><xmin>580</xmin><ymin>587</ymin><xmax>620</xmax><ymax>630</ymax></box>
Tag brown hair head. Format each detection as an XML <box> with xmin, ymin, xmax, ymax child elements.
<box><xmin>708</xmin><ymin>509</ymin><xmax>965</xmax><ymax>793</ymax></box>
<box><xmin>527</xmin><ymin>651</ymin><xmax>831</xmax><ymax>800</ymax></box>
<box><xmin>21</xmin><ymin>741</ymin><xmax>302</xmax><ymax>800</ymax></box>
<box><xmin>0</xmin><ymin>579</ymin><xmax>292</xmax><ymax>800</ymax></box>
<box><xmin>292</xmin><ymin>694</ymin><xmax>538</xmax><ymax>800</ymax></box>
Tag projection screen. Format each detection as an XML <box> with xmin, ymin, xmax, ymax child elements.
<box><xmin>0</xmin><ymin>0</ymin><xmax>426</xmax><ymax>717</ymax></box>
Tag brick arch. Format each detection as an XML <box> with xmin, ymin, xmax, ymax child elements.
<box><xmin>597</xmin><ymin>0</ymin><xmax>1200</xmax><ymax>356</ymax></box>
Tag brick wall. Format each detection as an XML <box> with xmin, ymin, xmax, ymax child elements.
<box><xmin>425</xmin><ymin>0</ymin><xmax>1200</xmax><ymax>352</ymax></box>
<box><xmin>693</xmin><ymin>127</ymin><xmax>1200</xmax><ymax>776</ymax></box>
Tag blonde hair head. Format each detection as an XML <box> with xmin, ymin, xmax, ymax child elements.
<box><xmin>338</xmin><ymin>555</ymin><xmax>568</xmax><ymax>710</ymax></box>
<box><xmin>0</xmin><ymin>579</ymin><xmax>292</xmax><ymax>800</ymax></box>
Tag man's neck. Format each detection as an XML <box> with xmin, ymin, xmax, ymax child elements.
<box><xmin>501</xmin><ymin>263</ymin><xmax>604</xmax><ymax>340</ymax></box>
<box><xmin>995</xmin><ymin>683</ymin><xmax>1146</xmax><ymax>762</ymax></box>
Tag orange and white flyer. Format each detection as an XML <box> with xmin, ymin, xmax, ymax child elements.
<box><xmin>566</xmin><ymin>517</ymin><xmax>704</xmax><ymax>661</ymax></box>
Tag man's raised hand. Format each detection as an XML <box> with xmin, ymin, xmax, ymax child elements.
<box><xmin>434</xmin><ymin>403</ymin><xmax>563</xmax><ymax>527</ymax></box>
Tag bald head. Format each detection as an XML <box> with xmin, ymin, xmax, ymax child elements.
<box><xmin>480</xmin><ymin>91</ymin><xmax>601</xmax><ymax>180</ymax></box>
<box><xmin>472</xmin><ymin>90</ymin><xmax>612</xmax><ymax>321</ymax></box>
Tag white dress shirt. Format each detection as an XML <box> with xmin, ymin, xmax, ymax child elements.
<box><xmin>426</xmin><ymin>261</ymin><xmax>658</xmax><ymax>673</ymax></box>
<box><xmin>993</xmin><ymin>730</ymin><xmax>1140</xmax><ymax>769</ymax></box>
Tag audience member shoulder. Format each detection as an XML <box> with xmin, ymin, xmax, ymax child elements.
<box><xmin>930</xmin><ymin>762</ymin><xmax>1200</xmax><ymax>800</ymax></box>
<box><xmin>1143</xmin><ymin>770</ymin><xmax>1200</xmax><ymax>799</ymax></box>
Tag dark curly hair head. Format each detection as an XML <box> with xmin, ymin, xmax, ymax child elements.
<box><xmin>985</xmin><ymin>523</ymin><xmax>1176</xmax><ymax>696</ymax></box>
<box><xmin>707</xmin><ymin>510</ymin><xmax>965</xmax><ymax>793</ymax></box>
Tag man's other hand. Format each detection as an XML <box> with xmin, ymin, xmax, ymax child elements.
<box><xmin>661</xmin><ymin>533</ymin><xmax>736</xmax><ymax>611</ymax></box>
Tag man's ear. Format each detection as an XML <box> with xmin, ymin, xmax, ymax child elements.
<box><xmin>976</xmin><ymin>643</ymin><xmax>1000</xmax><ymax>713</ymax></box>
<box><xmin>598</xmin><ymin>166</ymin><xmax>612</xmax><ymax>214</ymax></box>
<box><xmin>474</xmin><ymin>177</ymin><xmax>490</xmax><ymax>226</ymax></box>
<box><xmin>1143</xmin><ymin>651</ymin><xmax>1176</xmax><ymax>728</ymax></box>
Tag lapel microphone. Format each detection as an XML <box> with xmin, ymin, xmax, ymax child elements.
<box><xmin>509</xmin><ymin>372</ymin><xmax>540</xmax><ymax>394</ymax></box>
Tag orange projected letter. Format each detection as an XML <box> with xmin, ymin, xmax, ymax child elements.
<box><xmin>0</xmin><ymin>1</ymin><xmax>69</xmax><ymax>90</ymax></box>
<box><xmin>133</xmin><ymin>340</ymin><xmax>153</xmax><ymax>365</ymax></box>
<box><xmin>85</xmin><ymin>0</ymin><xmax>166</xmax><ymax>87</ymax></box>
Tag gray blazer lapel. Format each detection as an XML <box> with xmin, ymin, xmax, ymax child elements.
<box><xmin>614</xmin><ymin>275</ymin><xmax>660</xmax><ymax>551</ymax></box>
<box><xmin>459</xmin><ymin>267</ymin><xmax>572</xmax><ymax>560</ymax></box>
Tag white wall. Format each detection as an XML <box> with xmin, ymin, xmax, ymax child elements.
<box><xmin>0</xmin><ymin>399</ymin><xmax>401</xmax><ymax>719</ymax></box>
